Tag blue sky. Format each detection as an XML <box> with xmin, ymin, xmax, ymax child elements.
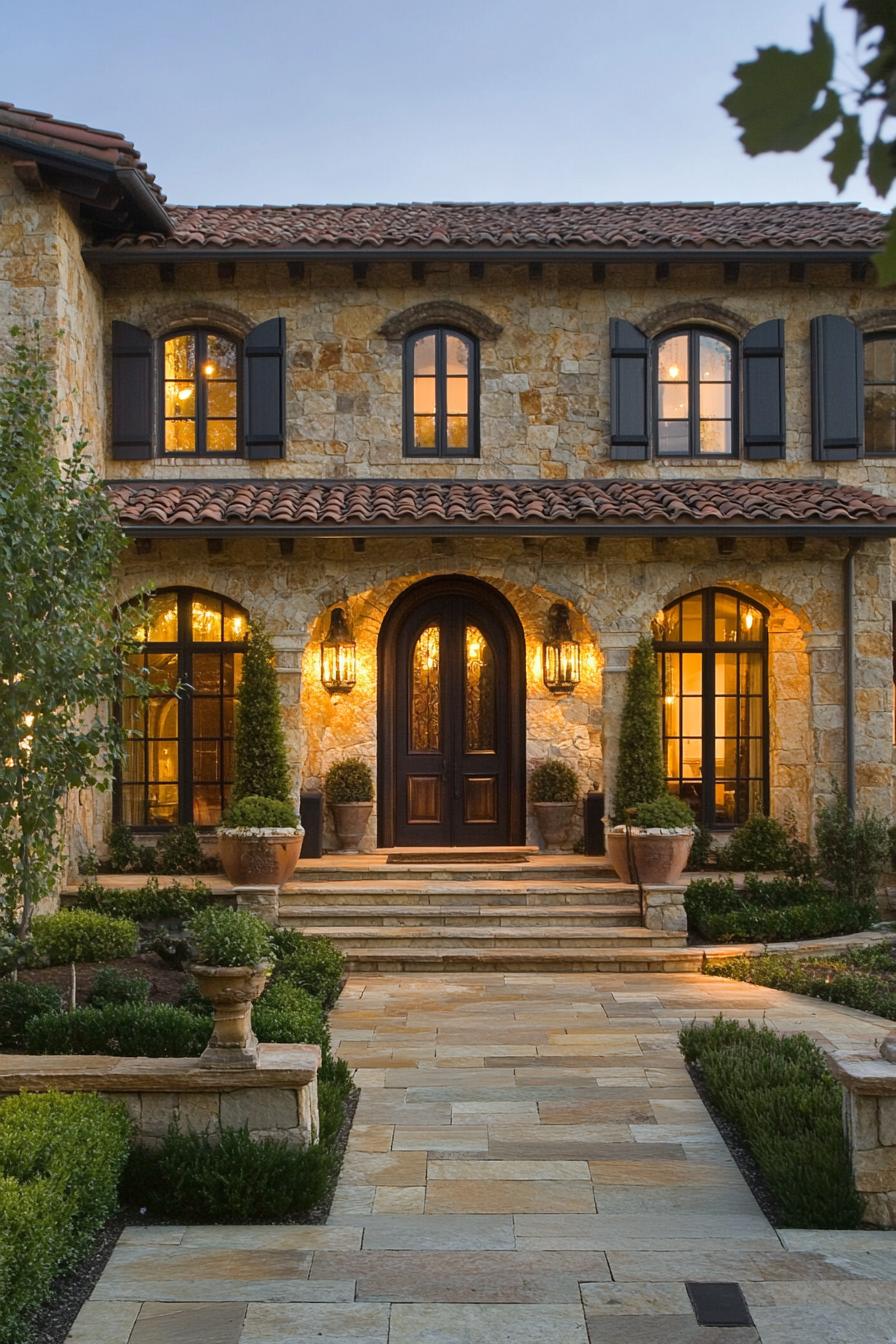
<box><xmin>3</xmin><ymin>0</ymin><xmax>881</xmax><ymax>210</ymax></box>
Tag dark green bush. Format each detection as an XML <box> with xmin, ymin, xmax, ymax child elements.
<box><xmin>705</xmin><ymin>948</ymin><xmax>896</xmax><ymax>1020</ymax></box>
<box><xmin>716</xmin><ymin>815</ymin><xmax>799</xmax><ymax>872</ymax></box>
<box><xmin>631</xmin><ymin>794</ymin><xmax>694</xmax><ymax>829</ymax></box>
<box><xmin>121</xmin><ymin>1124</ymin><xmax>335</xmax><ymax>1221</ymax></box>
<box><xmin>529</xmin><ymin>760</ymin><xmax>579</xmax><ymax>803</ymax></box>
<box><xmin>0</xmin><ymin>980</ymin><xmax>61</xmax><ymax>1049</ymax></box>
<box><xmin>684</xmin><ymin>874</ymin><xmax>875</xmax><ymax>943</ymax></box>
<box><xmin>86</xmin><ymin>967</ymin><xmax>151</xmax><ymax>1009</ymax></box>
<box><xmin>189</xmin><ymin>907</ymin><xmax>272</xmax><ymax>968</ymax></box>
<box><xmin>614</xmin><ymin>634</ymin><xmax>665</xmax><ymax>819</ymax></box>
<box><xmin>318</xmin><ymin>1055</ymin><xmax>353</xmax><ymax>1146</ymax></box>
<box><xmin>107</xmin><ymin>823</ymin><xmax>147</xmax><ymax>873</ymax></box>
<box><xmin>233</xmin><ymin>620</ymin><xmax>291</xmax><ymax>803</ymax></box>
<box><xmin>74</xmin><ymin>876</ymin><xmax>213</xmax><ymax>922</ymax></box>
<box><xmin>325</xmin><ymin>756</ymin><xmax>374</xmax><ymax>804</ymax></box>
<box><xmin>155</xmin><ymin>824</ymin><xmax>205</xmax><ymax>875</ymax></box>
<box><xmin>31</xmin><ymin>909</ymin><xmax>138</xmax><ymax>964</ymax></box>
<box><xmin>686</xmin><ymin>823</ymin><xmax>714</xmax><ymax>870</ymax></box>
<box><xmin>816</xmin><ymin>787</ymin><xmax>889</xmax><ymax>906</ymax></box>
<box><xmin>270</xmin><ymin>928</ymin><xmax>345</xmax><ymax>1009</ymax></box>
<box><xmin>25</xmin><ymin>1002</ymin><xmax>209</xmax><ymax>1057</ymax></box>
<box><xmin>253</xmin><ymin>979</ymin><xmax>331</xmax><ymax>1061</ymax></box>
<box><xmin>0</xmin><ymin>1091</ymin><xmax>130</xmax><ymax>1344</ymax></box>
<box><xmin>679</xmin><ymin>1017</ymin><xmax>862</xmax><ymax>1228</ymax></box>
<box><xmin>222</xmin><ymin>795</ymin><xmax>299</xmax><ymax>829</ymax></box>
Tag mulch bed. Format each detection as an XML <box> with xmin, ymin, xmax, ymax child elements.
<box><xmin>17</xmin><ymin>953</ymin><xmax>189</xmax><ymax>1008</ymax></box>
<box><xmin>685</xmin><ymin>1060</ymin><xmax>781</xmax><ymax>1225</ymax></box>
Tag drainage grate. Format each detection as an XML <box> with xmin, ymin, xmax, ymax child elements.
<box><xmin>685</xmin><ymin>1281</ymin><xmax>754</xmax><ymax>1328</ymax></box>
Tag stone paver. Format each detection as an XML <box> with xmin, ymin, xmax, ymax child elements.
<box><xmin>70</xmin><ymin>972</ymin><xmax>896</xmax><ymax>1341</ymax></box>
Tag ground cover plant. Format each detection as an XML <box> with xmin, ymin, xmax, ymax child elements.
<box><xmin>680</xmin><ymin>1017</ymin><xmax>862</xmax><ymax>1228</ymax></box>
<box><xmin>684</xmin><ymin>874</ymin><xmax>877</xmax><ymax>943</ymax></box>
<box><xmin>72</xmin><ymin>876</ymin><xmax>214</xmax><ymax>922</ymax></box>
<box><xmin>704</xmin><ymin>943</ymin><xmax>896</xmax><ymax>1021</ymax></box>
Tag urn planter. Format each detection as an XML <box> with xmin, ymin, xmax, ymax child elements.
<box><xmin>191</xmin><ymin>961</ymin><xmax>271</xmax><ymax>1069</ymax></box>
<box><xmin>607</xmin><ymin>826</ymin><xmax>694</xmax><ymax>886</ymax></box>
<box><xmin>533</xmin><ymin>801</ymin><xmax>577</xmax><ymax>852</ymax></box>
<box><xmin>331</xmin><ymin>801</ymin><xmax>373</xmax><ymax>853</ymax></box>
<box><xmin>217</xmin><ymin>827</ymin><xmax>304</xmax><ymax>887</ymax></box>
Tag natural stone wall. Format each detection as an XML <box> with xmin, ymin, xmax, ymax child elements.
<box><xmin>829</xmin><ymin>1050</ymin><xmax>896</xmax><ymax>1229</ymax></box>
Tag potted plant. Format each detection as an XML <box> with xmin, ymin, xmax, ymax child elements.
<box><xmin>218</xmin><ymin>620</ymin><xmax>302</xmax><ymax>885</ymax></box>
<box><xmin>325</xmin><ymin>757</ymin><xmax>374</xmax><ymax>852</ymax></box>
<box><xmin>606</xmin><ymin>634</ymin><xmax>694</xmax><ymax>883</ymax></box>
<box><xmin>189</xmin><ymin>907</ymin><xmax>272</xmax><ymax>1068</ymax></box>
<box><xmin>218</xmin><ymin>794</ymin><xmax>304</xmax><ymax>886</ymax></box>
<box><xmin>530</xmin><ymin>760</ymin><xmax>579</xmax><ymax>851</ymax></box>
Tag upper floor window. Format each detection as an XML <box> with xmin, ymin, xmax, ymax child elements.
<box><xmin>403</xmin><ymin>327</ymin><xmax>479</xmax><ymax>458</ymax></box>
<box><xmin>864</xmin><ymin>332</ymin><xmax>896</xmax><ymax>456</ymax></box>
<box><xmin>163</xmin><ymin>329</ymin><xmax>240</xmax><ymax>456</ymax></box>
<box><xmin>655</xmin><ymin>328</ymin><xmax>736</xmax><ymax>458</ymax></box>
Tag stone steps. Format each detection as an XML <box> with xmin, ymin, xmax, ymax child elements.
<box><xmin>295</xmin><ymin>924</ymin><xmax>683</xmax><ymax>951</ymax></box>
<box><xmin>322</xmin><ymin>943</ymin><xmax>699</xmax><ymax>973</ymax></box>
<box><xmin>279</xmin><ymin>902</ymin><xmax>642</xmax><ymax>928</ymax></box>
<box><xmin>287</xmin><ymin>862</ymin><xmax>617</xmax><ymax>884</ymax></box>
<box><xmin>279</xmin><ymin>880</ymin><xmax>639</xmax><ymax>908</ymax></box>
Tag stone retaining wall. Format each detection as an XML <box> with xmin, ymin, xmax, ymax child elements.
<box><xmin>827</xmin><ymin>1051</ymin><xmax>896</xmax><ymax>1228</ymax></box>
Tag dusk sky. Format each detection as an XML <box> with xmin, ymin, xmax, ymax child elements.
<box><xmin>4</xmin><ymin>0</ymin><xmax>881</xmax><ymax>212</ymax></box>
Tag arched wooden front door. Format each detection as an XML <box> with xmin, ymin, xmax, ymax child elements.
<box><xmin>378</xmin><ymin>577</ymin><xmax>526</xmax><ymax>848</ymax></box>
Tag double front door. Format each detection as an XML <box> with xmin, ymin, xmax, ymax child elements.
<box><xmin>391</xmin><ymin>591</ymin><xmax>513</xmax><ymax>847</ymax></box>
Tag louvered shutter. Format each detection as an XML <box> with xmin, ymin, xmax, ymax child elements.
<box><xmin>743</xmin><ymin>319</ymin><xmax>786</xmax><ymax>460</ymax></box>
<box><xmin>609</xmin><ymin>319</ymin><xmax>649</xmax><ymax>460</ymax></box>
<box><xmin>810</xmin><ymin>314</ymin><xmax>863</xmax><ymax>461</ymax></box>
<box><xmin>244</xmin><ymin>317</ymin><xmax>286</xmax><ymax>459</ymax></box>
<box><xmin>111</xmin><ymin>321</ymin><xmax>153</xmax><ymax>459</ymax></box>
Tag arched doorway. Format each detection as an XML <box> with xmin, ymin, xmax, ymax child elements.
<box><xmin>378</xmin><ymin>576</ymin><xmax>526</xmax><ymax>847</ymax></box>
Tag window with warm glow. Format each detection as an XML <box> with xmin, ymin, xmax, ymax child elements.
<box><xmin>864</xmin><ymin>333</ymin><xmax>896</xmax><ymax>455</ymax></box>
<box><xmin>403</xmin><ymin>327</ymin><xmax>478</xmax><ymax>457</ymax></box>
<box><xmin>118</xmin><ymin>589</ymin><xmax>247</xmax><ymax>827</ymax></box>
<box><xmin>163</xmin><ymin>330</ymin><xmax>240</xmax><ymax>456</ymax></box>
<box><xmin>655</xmin><ymin>329</ymin><xmax>735</xmax><ymax>457</ymax></box>
<box><xmin>653</xmin><ymin>589</ymin><xmax>768</xmax><ymax>828</ymax></box>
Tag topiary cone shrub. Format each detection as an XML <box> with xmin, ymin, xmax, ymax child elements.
<box><xmin>233</xmin><ymin>620</ymin><xmax>291</xmax><ymax>804</ymax></box>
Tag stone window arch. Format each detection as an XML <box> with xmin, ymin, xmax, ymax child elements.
<box><xmin>402</xmin><ymin>326</ymin><xmax>480</xmax><ymax>458</ymax></box>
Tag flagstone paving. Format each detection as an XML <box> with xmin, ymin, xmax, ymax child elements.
<box><xmin>70</xmin><ymin>972</ymin><xmax>896</xmax><ymax>1342</ymax></box>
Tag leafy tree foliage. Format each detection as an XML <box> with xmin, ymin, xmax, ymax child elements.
<box><xmin>0</xmin><ymin>331</ymin><xmax>144</xmax><ymax>935</ymax></box>
<box><xmin>723</xmin><ymin>5</ymin><xmax>896</xmax><ymax>279</ymax></box>
<box><xmin>232</xmin><ymin>620</ymin><xmax>291</xmax><ymax>803</ymax></box>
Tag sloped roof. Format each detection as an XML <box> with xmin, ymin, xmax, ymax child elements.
<box><xmin>107</xmin><ymin>477</ymin><xmax>896</xmax><ymax>536</ymax></box>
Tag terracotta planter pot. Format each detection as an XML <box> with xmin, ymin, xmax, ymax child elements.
<box><xmin>217</xmin><ymin>828</ymin><xmax>304</xmax><ymax>887</ymax></box>
<box><xmin>532</xmin><ymin>801</ymin><xmax>576</xmax><ymax>851</ymax></box>
<box><xmin>331</xmin><ymin>801</ymin><xmax>373</xmax><ymax>853</ymax></box>
<box><xmin>607</xmin><ymin>828</ymin><xmax>693</xmax><ymax>885</ymax></box>
<box><xmin>190</xmin><ymin>961</ymin><xmax>271</xmax><ymax>1069</ymax></box>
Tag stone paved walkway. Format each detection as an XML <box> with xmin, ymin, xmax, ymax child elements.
<box><xmin>71</xmin><ymin>973</ymin><xmax>896</xmax><ymax>1343</ymax></box>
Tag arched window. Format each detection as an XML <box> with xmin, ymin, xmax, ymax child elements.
<box><xmin>864</xmin><ymin>332</ymin><xmax>896</xmax><ymax>455</ymax></box>
<box><xmin>117</xmin><ymin>589</ymin><xmax>248</xmax><ymax>827</ymax></box>
<box><xmin>163</xmin><ymin>329</ymin><xmax>240</xmax><ymax>456</ymax></box>
<box><xmin>654</xmin><ymin>328</ymin><xmax>736</xmax><ymax>457</ymax></box>
<box><xmin>653</xmin><ymin>588</ymin><xmax>768</xmax><ymax>828</ymax></box>
<box><xmin>403</xmin><ymin>327</ymin><xmax>479</xmax><ymax>457</ymax></box>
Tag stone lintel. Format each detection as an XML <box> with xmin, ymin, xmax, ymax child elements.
<box><xmin>0</xmin><ymin>1042</ymin><xmax>320</xmax><ymax>1094</ymax></box>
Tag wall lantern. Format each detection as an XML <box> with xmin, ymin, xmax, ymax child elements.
<box><xmin>542</xmin><ymin>603</ymin><xmax>580</xmax><ymax>693</ymax></box>
<box><xmin>320</xmin><ymin>606</ymin><xmax>356</xmax><ymax>692</ymax></box>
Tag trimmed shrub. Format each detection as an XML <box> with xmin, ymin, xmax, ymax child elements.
<box><xmin>73</xmin><ymin>876</ymin><xmax>213</xmax><ymax>922</ymax></box>
<box><xmin>614</xmin><ymin>634</ymin><xmax>665</xmax><ymax>820</ymax></box>
<box><xmin>233</xmin><ymin>620</ymin><xmax>291</xmax><ymax>803</ymax></box>
<box><xmin>715</xmin><ymin>815</ymin><xmax>798</xmax><ymax>872</ymax></box>
<box><xmin>31</xmin><ymin>909</ymin><xmax>138</xmax><ymax>965</ymax></box>
<box><xmin>325</xmin><ymin>756</ymin><xmax>374</xmax><ymax>804</ymax></box>
<box><xmin>684</xmin><ymin>874</ymin><xmax>876</xmax><ymax>943</ymax></box>
<box><xmin>686</xmin><ymin>823</ymin><xmax>714</xmax><ymax>870</ymax></box>
<box><xmin>189</xmin><ymin>907</ymin><xmax>272</xmax><ymax>968</ymax></box>
<box><xmin>705</xmin><ymin>948</ymin><xmax>896</xmax><ymax>1020</ymax></box>
<box><xmin>25</xmin><ymin>1002</ymin><xmax>209</xmax><ymax>1057</ymax></box>
<box><xmin>121</xmin><ymin>1124</ymin><xmax>335</xmax><ymax>1221</ymax></box>
<box><xmin>253</xmin><ymin>979</ymin><xmax>331</xmax><ymax>1061</ymax></box>
<box><xmin>319</xmin><ymin>1054</ymin><xmax>354</xmax><ymax>1146</ymax></box>
<box><xmin>270</xmin><ymin>929</ymin><xmax>345</xmax><ymax>1009</ymax></box>
<box><xmin>0</xmin><ymin>1091</ymin><xmax>130</xmax><ymax>1344</ymax></box>
<box><xmin>222</xmin><ymin>794</ymin><xmax>299</xmax><ymax>829</ymax></box>
<box><xmin>631</xmin><ymin>794</ymin><xmax>694</xmax><ymax>829</ymax></box>
<box><xmin>816</xmin><ymin>787</ymin><xmax>890</xmax><ymax>906</ymax></box>
<box><xmin>156</xmin><ymin>824</ymin><xmax>205</xmax><ymax>875</ymax></box>
<box><xmin>107</xmin><ymin>822</ymin><xmax>146</xmax><ymax>873</ymax></box>
<box><xmin>680</xmin><ymin>1017</ymin><xmax>862</xmax><ymax>1227</ymax></box>
<box><xmin>0</xmin><ymin>980</ymin><xmax>61</xmax><ymax>1049</ymax></box>
<box><xmin>86</xmin><ymin>967</ymin><xmax>151</xmax><ymax>1009</ymax></box>
<box><xmin>529</xmin><ymin>760</ymin><xmax>579</xmax><ymax>803</ymax></box>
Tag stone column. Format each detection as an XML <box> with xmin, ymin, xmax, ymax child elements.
<box><xmin>805</xmin><ymin>632</ymin><xmax>844</xmax><ymax>814</ymax></box>
<box><xmin>599</xmin><ymin>632</ymin><xmax>641</xmax><ymax>823</ymax></box>
<box><xmin>827</xmin><ymin>1050</ymin><xmax>896</xmax><ymax>1228</ymax></box>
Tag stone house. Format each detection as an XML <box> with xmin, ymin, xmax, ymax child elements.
<box><xmin>2</xmin><ymin>100</ymin><xmax>896</xmax><ymax>866</ymax></box>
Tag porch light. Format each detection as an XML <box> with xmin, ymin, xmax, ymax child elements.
<box><xmin>542</xmin><ymin>603</ymin><xmax>580</xmax><ymax>693</ymax></box>
<box><xmin>321</xmin><ymin>606</ymin><xmax>356</xmax><ymax>692</ymax></box>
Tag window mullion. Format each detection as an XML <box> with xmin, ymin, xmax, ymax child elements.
<box><xmin>436</xmin><ymin>330</ymin><xmax>445</xmax><ymax>457</ymax></box>
<box><xmin>196</xmin><ymin>331</ymin><xmax>206</xmax><ymax>457</ymax></box>
<box><xmin>178</xmin><ymin>591</ymin><xmax>191</xmax><ymax>827</ymax></box>
<box><xmin>701</xmin><ymin>589</ymin><xmax>715</xmax><ymax>829</ymax></box>
<box><xmin>689</xmin><ymin>331</ymin><xmax>699</xmax><ymax>459</ymax></box>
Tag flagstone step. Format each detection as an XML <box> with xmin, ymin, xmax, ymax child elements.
<box><xmin>280</xmin><ymin>880</ymin><xmax>641</xmax><ymax>908</ymax></box>
<box><xmin>331</xmin><ymin>943</ymin><xmax>697</xmax><ymax>973</ymax></box>
<box><xmin>296</xmin><ymin>925</ymin><xmax>682</xmax><ymax>951</ymax></box>
<box><xmin>279</xmin><ymin>903</ymin><xmax>642</xmax><ymax>928</ymax></box>
<box><xmin>288</xmin><ymin>861</ymin><xmax>617</xmax><ymax>884</ymax></box>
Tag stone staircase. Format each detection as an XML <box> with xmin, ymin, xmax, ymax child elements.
<box><xmin>279</xmin><ymin>852</ymin><xmax>691</xmax><ymax>972</ymax></box>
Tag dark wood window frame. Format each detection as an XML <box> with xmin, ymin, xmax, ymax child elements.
<box><xmin>863</xmin><ymin>330</ymin><xmax>896</xmax><ymax>457</ymax></box>
<box><xmin>160</xmin><ymin>327</ymin><xmax>243</xmax><ymax>458</ymax></box>
<box><xmin>652</xmin><ymin>326</ymin><xmax>739</xmax><ymax>460</ymax></box>
<box><xmin>654</xmin><ymin>587</ymin><xmax>770</xmax><ymax>830</ymax></box>
<box><xmin>402</xmin><ymin>326</ymin><xmax>480</xmax><ymax>459</ymax></box>
<box><xmin>114</xmin><ymin>588</ymin><xmax>248</xmax><ymax>830</ymax></box>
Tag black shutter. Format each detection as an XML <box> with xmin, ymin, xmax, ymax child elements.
<box><xmin>244</xmin><ymin>317</ymin><xmax>286</xmax><ymax>459</ymax></box>
<box><xmin>111</xmin><ymin>321</ymin><xmax>153</xmax><ymax>459</ymax></box>
<box><xmin>811</xmin><ymin>314</ymin><xmax>863</xmax><ymax>461</ymax></box>
<box><xmin>743</xmin><ymin>319</ymin><xmax>785</xmax><ymax>460</ymax></box>
<box><xmin>610</xmin><ymin>319</ymin><xmax>649</xmax><ymax>460</ymax></box>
